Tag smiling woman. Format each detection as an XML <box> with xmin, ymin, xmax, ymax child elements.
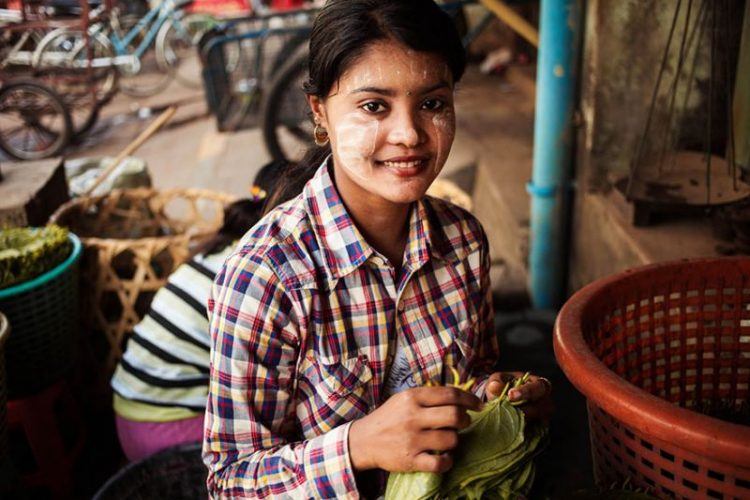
<box><xmin>202</xmin><ymin>1</ymin><xmax>553</xmax><ymax>498</ymax></box>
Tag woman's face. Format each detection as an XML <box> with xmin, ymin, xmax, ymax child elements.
<box><xmin>309</xmin><ymin>38</ymin><xmax>456</xmax><ymax>208</ymax></box>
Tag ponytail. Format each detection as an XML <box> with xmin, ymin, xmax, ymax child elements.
<box><xmin>263</xmin><ymin>145</ymin><xmax>330</xmax><ymax>215</ymax></box>
<box><xmin>192</xmin><ymin>198</ymin><xmax>265</xmax><ymax>257</ymax></box>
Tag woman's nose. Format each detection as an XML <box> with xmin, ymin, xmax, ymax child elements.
<box><xmin>387</xmin><ymin>109</ymin><xmax>422</xmax><ymax>147</ymax></box>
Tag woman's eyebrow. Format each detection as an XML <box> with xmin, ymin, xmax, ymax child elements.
<box><xmin>350</xmin><ymin>86</ymin><xmax>395</xmax><ymax>96</ymax></box>
<box><xmin>349</xmin><ymin>81</ymin><xmax>451</xmax><ymax>96</ymax></box>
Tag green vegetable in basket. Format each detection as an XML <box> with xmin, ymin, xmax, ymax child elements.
<box><xmin>385</xmin><ymin>371</ymin><xmax>549</xmax><ymax>500</ymax></box>
<box><xmin>0</xmin><ymin>225</ymin><xmax>71</xmax><ymax>289</ymax></box>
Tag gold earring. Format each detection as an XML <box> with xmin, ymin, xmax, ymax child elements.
<box><xmin>314</xmin><ymin>124</ymin><xmax>329</xmax><ymax>146</ymax></box>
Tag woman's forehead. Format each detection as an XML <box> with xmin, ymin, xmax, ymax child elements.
<box><xmin>336</xmin><ymin>40</ymin><xmax>452</xmax><ymax>92</ymax></box>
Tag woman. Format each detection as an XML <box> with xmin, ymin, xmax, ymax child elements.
<box><xmin>110</xmin><ymin>161</ymin><xmax>284</xmax><ymax>461</ymax></box>
<box><xmin>203</xmin><ymin>1</ymin><xmax>551</xmax><ymax>497</ymax></box>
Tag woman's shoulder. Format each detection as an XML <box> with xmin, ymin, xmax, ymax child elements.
<box><xmin>223</xmin><ymin>197</ymin><xmax>325</xmax><ymax>290</ymax></box>
<box><xmin>422</xmin><ymin>194</ymin><xmax>486</xmax><ymax>241</ymax></box>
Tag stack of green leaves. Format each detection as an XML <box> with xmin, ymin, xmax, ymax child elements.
<box><xmin>385</xmin><ymin>372</ymin><xmax>549</xmax><ymax>500</ymax></box>
<box><xmin>0</xmin><ymin>225</ymin><xmax>71</xmax><ymax>289</ymax></box>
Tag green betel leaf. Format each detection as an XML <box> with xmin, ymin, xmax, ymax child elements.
<box><xmin>382</xmin><ymin>374</ymin><xmax>549</xmax><ymax>500</ymax></box>
<box><xmin>384</xmin><ymin>470</ymin><xmax>441</xmax><ymax>500</ymax></box>
<box><xmin>440</xmin><ymin>397</ymin><xmax>525</xmax><ymax>493</ymax></box>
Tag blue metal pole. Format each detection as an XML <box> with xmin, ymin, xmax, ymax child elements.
<box><xmin>528</xmin><ymin>0</ymin><xmax>582</xmax><ymax>309</ymax></box>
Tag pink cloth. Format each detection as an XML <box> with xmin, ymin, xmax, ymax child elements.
<box><xmin>115</xmin><ymin>414</ymin><xmax>205</xmax><ymax>462</ymax></box>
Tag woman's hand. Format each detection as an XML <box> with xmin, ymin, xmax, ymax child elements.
<box><xmin>485</xmin><ymin>371</ymin><xmax>554</xmax><ymax>422</ymax></box>
<box><xmin>348</xmin><ymin>386</ymin><xmax>481</xmax><ymax>473</ymax></box>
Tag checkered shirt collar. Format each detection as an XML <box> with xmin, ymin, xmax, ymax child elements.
<box><xmin>303</xmin><ymin>158</ymin><xmax>434</xmax><ymax>280</ymax></box>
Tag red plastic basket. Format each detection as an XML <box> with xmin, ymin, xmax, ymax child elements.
<box><xmin>554</xmin><ymin>257</ymin><xmax>750</xmax><ymax>499</ymax></box>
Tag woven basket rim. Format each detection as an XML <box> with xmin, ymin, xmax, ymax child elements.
<box><xmin>0</xmin><ymin>233</ymin><xmax>81</xmax><ymax>299</ymax></box>
<box><xmin>49</xmin><ymin>187</ymin><xmax>236</xmax><ymax>219</ymax></box>
<box><xmin>48</xmin><ymin>188</ymin><xmax>237</xmax><ymax>244</ymax></box>
<box><xmin>554</xmin><ymin>256</ymin><xmax>750</xmax><ymax>468</ymax></box>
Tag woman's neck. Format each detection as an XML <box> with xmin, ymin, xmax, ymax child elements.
<box><xmin>331</xmin><ymin>166</ymin><xmax>411</xmax><ymax>271</ymax></box>
<box><xmin>353</xmin><ymin>202</ymin><xmax>411</xmax><ymax>272</ymax></box>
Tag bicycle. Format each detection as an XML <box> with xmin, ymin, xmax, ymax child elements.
<box><xmin>200</xmin><ymin>4</ymin><xmax>314</xmax><ymax>133</ymax></box>
<box><xmin>0</xmin><ymin>77</ymin><xmax>72</xmax><ymax>160</ymax></box>
<box><xmin>1</xmin><ymin>1</ymin><xmax>109</xmax><ymax>141</ymax></box>
<box><xmin>32</xmin><ymin>0</ymin><xmax>212</xmax><ymax>97</ymax></box>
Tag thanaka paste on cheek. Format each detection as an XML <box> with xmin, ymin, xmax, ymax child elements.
<box><xmin>431</xmin><ymin>107</ymin><xmax>456</xmax><ymax>174</ymax></box>
<box><xmin>333</xmin><ymin>112</ymin><xmax>379</xmax><ymax>183</ymax></box>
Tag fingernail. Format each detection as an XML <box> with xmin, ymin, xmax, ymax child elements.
<box><xmin>509</xmin><ymin>389</ymin><xmax>521</xmax><ymax>401</ymax></box>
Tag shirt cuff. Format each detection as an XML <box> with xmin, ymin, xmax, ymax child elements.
<box><xmin>473</xmin><ymin>373</ymin><xmax>491</xmax><ymax>401</ymax></box>
<box><xmin>303</xmin><ymin>421</ymin><xmax>360</xmax><ymax>499</ymax></box>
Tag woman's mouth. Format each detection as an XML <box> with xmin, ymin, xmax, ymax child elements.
<box><xmin>378</xmin><ymin>157</ymin><xmax>430</xmax><ymax>177</ymax></box>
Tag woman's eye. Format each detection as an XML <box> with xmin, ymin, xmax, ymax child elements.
<box><xmin>361</xmin><ymin>102</ymin><xmax>385</xmax><ymax>113</ymax></box>
<box><xmin>421</xmin><ymin>99</ymin><xmax>445</xmax><ymax>111</ymax></box>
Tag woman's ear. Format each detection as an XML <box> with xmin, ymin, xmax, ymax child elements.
<box><xmin>307</xmin><ymin>95</ymin><xmax>328</xmax><ymax>128</ymax></box>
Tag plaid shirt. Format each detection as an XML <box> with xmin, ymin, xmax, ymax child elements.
<box><xmin>203</xmin><ymin>162</ymin><xmax>497</xmax><ymax>499</ymax></box>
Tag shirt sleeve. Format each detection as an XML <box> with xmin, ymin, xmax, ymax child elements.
<box><xmin>203</xmin><ymin>251</ymin><xmax>360</xmax><ymax>499</ymax></box>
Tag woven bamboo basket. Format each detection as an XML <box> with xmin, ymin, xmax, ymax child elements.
<box><xmin>50</xmin><ymin>188</ymin><xmax>235</xmax><ymax>386</ymax></box>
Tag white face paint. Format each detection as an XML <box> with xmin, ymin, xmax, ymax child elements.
<box><xmin>315</xmin><ymin>39</ymin><xmax>457</xmax><ymax>208</ymax></box>
<box><xmin>431</xmin><ymin>108</ymin><xmax>455</xmax><ymax>174</ymax></box>
<box><xmin>333</xmin><ymin>112</ymin><xmax>379</xmax><ymax>183</ymax></box>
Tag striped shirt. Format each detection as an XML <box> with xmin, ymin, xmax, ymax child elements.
<box><xmin>203</xmin><ymin>162</ymin><xmax>497</xmax><ymax>499</ymax></box>
<box><xmin>111</xmin><ymin>247</ymin><xmax>233</xmax><ymax>422</ymax></box>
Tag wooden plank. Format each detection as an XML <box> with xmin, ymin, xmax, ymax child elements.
<box><xmin>0</xmin><ymin>157</ymin><xmax>70</xmax><ymax>227</ymax></box>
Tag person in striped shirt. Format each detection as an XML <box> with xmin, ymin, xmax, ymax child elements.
<box><xmin>204</xmin><ymin>1</ymin><xmax>553</xmax><ymax>497</ymax></box>
<box><xmin>110</xmin><ymin>161</ymin><xmax>286</xmax><ymax>462</ymax></box>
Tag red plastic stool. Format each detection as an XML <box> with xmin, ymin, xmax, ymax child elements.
<box><xmin>7</xmin><ymin>380</ymin><xmax>85</xmax><ymax>499</ymax></box>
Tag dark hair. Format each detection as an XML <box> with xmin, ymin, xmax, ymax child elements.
<box><xmin>194</xmin><ymin>159</ymin><xmax>288</xmax><ymax>256</ymax></box>
<box><xmin>254</xmin><ymin>159</ymin><xmax>288</xmax><ymax>198</ymax></box>
<box><xmin>194</xmin><ymin>199</ymin><xmax>264</xmax><ymax>257</ymax></box>
<box><xmin>268</xmin><ymin>0</ymin><xmax>467</xmax><ymax>209</ymax></box>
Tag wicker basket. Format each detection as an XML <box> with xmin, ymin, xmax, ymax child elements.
<box><xmin>0</xmin><ymin>234</ymin><xmax>82</xmax><ymax>399</ymax></box>
<box><xmin>49</xmin><ymin>188</ymin><xmax>235</xmax><ymax>384</ymax></box>
<box><xmin>92</xmin><ymin>442</ymin><xmax>207</xmax><ymax>500</ymax></box>
<box><xmin>554</xmin><ymin>258</ymin><xmax>750</xmax><ymax>499</ymax></box>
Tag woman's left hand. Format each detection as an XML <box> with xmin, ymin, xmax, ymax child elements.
<box><xmin>484</xmin><ymin>371</ymin><xmax>554</xmax><ymax>422</ymax></box>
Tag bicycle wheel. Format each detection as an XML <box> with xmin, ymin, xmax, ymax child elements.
<box><xmin>33</xmin><ymin>28</ymin><xmax>118</xmax><ymax>104</ymax></box>
<box><xmin>0</xmin><ymin>79</ymin><xmax>72</xmax><ymax>161</ymax></box>
<box><xmin>32</xmin><ymin>28</ymin><xmax>116</xmax><ymax>136</ymax></box>
<box><xmin>268</xmin><ymin>31</ymin><xmax>308</xmax><ymax>77</ymax></box>
<box><xmin>261</xmin><ymin>47</ymin><xmax>312</xmax><ymax>162</ymax></box>
<box><xmin>157</xmin><ymin>13</ymin><xmax>217</xmax><ymax>89</ymax></box>
<box><xmin>34</xmin><ymin>68</ymin><xmax>102</xmax><ymax>140</ymax></box>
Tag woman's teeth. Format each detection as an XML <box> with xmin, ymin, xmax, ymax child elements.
<box><xmin>382</xmin><ymin>160</ymin><xmax>424</xmax><ymax>169</ymax></box>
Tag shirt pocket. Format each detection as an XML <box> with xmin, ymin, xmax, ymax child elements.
<box><xmin>302</xmin><ymin>354</ymin><xmax>373</xmax><ymax>434</ymax></box>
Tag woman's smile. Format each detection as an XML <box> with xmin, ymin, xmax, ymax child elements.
<box><xmin>308</xmin><ymin>38</ymin><xmax>456</xmax><ymax>208</ymax></box>
<box><xmin>378</xmin><ymin>155</ymin><xmax>431</xmax><ymax>177</ymax></box>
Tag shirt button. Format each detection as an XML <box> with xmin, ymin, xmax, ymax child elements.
<box><xmin>397</xmin><ymin>302</ymin><xmax>405</xmax><ymax>312</ymax></box>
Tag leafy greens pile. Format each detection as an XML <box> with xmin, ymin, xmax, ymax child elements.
<box><xmin>385</xmin><ymin>372</ymin><xmax>549</xmax><ymax>500</ymax></box>
<box><xmin>0</xmin><ymin>225</ymin><xmax>71</xmax><ymax>289</ymax></box>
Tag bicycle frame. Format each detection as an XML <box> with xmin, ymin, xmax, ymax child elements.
<box><xmin>103</xmin><ymin>1</ymin><xmax>181</xmax><ymax>59</ymax></box>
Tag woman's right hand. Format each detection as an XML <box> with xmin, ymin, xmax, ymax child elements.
<box><xmin>348</xmin><ymin>386</ymin><xmax>481</xmax><ymax>473</ymax></box>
